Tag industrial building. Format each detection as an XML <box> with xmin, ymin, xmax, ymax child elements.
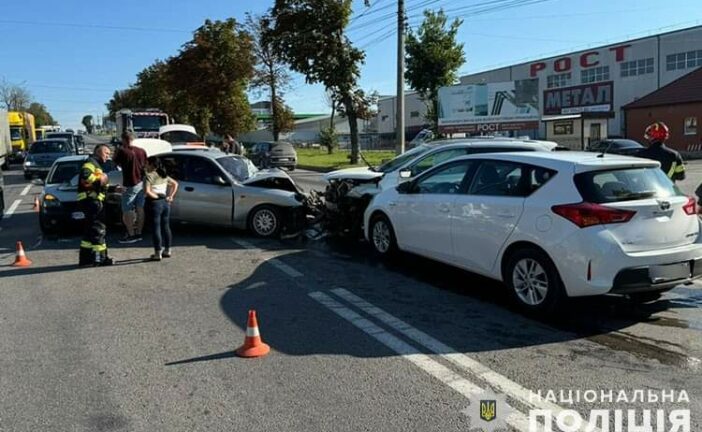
<box><xmin>377</xmin><ymin>24</ymin><xmax>702</xmax><ymax>150</ymax></box>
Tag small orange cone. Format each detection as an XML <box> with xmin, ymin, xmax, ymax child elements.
<box><xmin>33</xmin><ymin>196</ymin><xmax>40</xmax><ymax>212</ymax></box>
<box><xmin>12</xmin><ymin>241</ymin><xmax>32</xmax><ymax>267</ymax></box>
<box><xmin>236</xmin><ymin>310</ymin><xmax>270</xmax><ymax>358</ymax></box>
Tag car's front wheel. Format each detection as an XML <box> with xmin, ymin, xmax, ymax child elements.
<box><xmin>504</xmin><ymin>247</ymin><xmax>564</xmax><ymax>314</ymax></box>
<box><xmin>369</xmin><ymin>214</ymin><xmax>397</xmax><ymax>256</ymax></box>
<box><xmin>249</xmin><ymin>205</ymin><xmax>281</xmax><ymax>238</ymax></box>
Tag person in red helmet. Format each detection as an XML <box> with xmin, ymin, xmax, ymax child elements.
<box><xmin>637</xmin><ymin>121</ymin><xmax>686</xmax><ymax>182</ymax></box>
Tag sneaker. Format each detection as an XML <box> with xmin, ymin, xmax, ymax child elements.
<box><xmin>134</xmin><ymin>233</ymin><xmax>143</xmax><ymax>241</ymax></box>
<box><xmin>162</xmin><ymin>249</ymin><xmax>172</xmax><ymax>258</ymax></box>
<box><xmin>119</xmin><ymin>235</ymin><xmax>138</xmax><ymax>244</ymax></box>
<box><xmin>150</xmin><ymin>253</ymin><xmax>162</xmax><ymax>261</ymax></box>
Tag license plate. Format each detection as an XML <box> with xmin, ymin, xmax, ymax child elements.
<box><xmin>71</xmin><ymin>212</ymin><xmax>85</xmax><ymax>220</ymax></box>
<box><xmin>649</xmin><ymin>262</ymin><xmax>691</xmax><ymax>283</ymax></box>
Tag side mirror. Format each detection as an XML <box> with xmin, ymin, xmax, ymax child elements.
<box><xmin>396</xmin><ymin>181</ymin><xmax>413</xmax><ymax>194</ymax></box>
<box><xmin>214</xmin><ymin>175</ymin><xmax>229</xmax><ymax>186</ymax></box>
<box><xmin>399</xmin><ymin>169</ymin><xmax>412</xmax><ymax>179</ymax></box>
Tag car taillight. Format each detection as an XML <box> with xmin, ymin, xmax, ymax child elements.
<box><xmin>683</xmin><ymin>196</ymin><xmax>696</xmax><ymax>216</ymax></box>
<box><xmin>551</xmin><ymin>202</ymin><xmax>636</xmax><ymax>228</ymax></box>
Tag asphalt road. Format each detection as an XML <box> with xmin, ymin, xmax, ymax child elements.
<box><xmin>0</xmin><ymin>137</ymin><xmax>700</xmax><ymax>431</ymax></box>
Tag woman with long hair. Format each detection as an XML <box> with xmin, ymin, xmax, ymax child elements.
<box><xmin>143</xmin><ymin>156</ymin><xmax>178</xmax><ymax>261</ymax></box>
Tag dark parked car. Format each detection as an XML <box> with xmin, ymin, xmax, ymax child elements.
<box><xmin>587</xmin><ymin>139</ymin><xmax>644</xmax><ymax>156</ymax></box>
<box><xmin>46</xmin><ymin>132</ymin><xmax>84</xmax><ymax>155</ymax></box>
<box><xmin>249</xmin><ymin>141</ymin><xmax>297</xmax><ymax>170</ymax></box>
<box><xmin>23</xmin><ymin>139</ymin><xmax>76</xmax><ymax>179</ymax></box>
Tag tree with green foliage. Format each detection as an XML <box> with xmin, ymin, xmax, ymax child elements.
<box><xmin>27</xmin><ymin>102</ymin><xmax>55</xmax><ymax>127</ymax></box>
<box><xmin>106</xmin><ymin>19</ymin><xmax>256</xmax><ymax>136</ymax></box>
<box><xmin>265</xmin><ymin>0</ymin><xmax>368</xmax><ymax>164</ymax></box>
<box><xmin>319</xmin><ymin>127</ymin><xmax>338</xmax><ymax>155</ymax></box>
<box><xmin>246</xmin><ymin>13</ymin><xmax>293</xmax><ymax>141</ymax></box>
<box><xmin>81</xmin><ymin>115</ymin><xmax>94</xmax><ymax>134</ymax></box>
<box><xmin>405</xmin><ymin>9</ymin><xmax>465</xmax><ymax>134</ymax></box>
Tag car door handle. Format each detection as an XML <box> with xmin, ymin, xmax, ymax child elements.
<box><xmin>185</xmin><ymin>186</ymin><xmax>194</xmax><ymax>192</ymax></box>
<box><xmin>438</xmin><ymin>204</ymin><xmax>451</xmax><ymax>213</ymax></box>
<box><xmin>388</xmin><ymin>202</ymin><xmax>396</xmax><ymax>207</ymax></box>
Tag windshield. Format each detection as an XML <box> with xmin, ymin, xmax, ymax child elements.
<box><xmin>10</xmin><ymin>127</ymin><xmax>22</xmax><ymax>141</ymax></box>
<box><xmin>47</xmin><ymin>133</ymin><xmax>73</xmax><ymax>142</ymax></box>
<box><xmin>161</xmin><ymin>130</ymin><xmax>200</xmax><ymax>143</ymax></box>
<box><xmin>47</xmin><ymin>161</ymin><xmax>83</xmax><ymax>184</ymax></box>
<box><xmin>217</xmin><ymin>156</ymin><xmax>258</xmax><ymax>182</ymax></box>
<box><xmin>30</xmin><ymin>141</ymin><xmax>69</xmax><ymax>153</ymax></box>
<box><xmin>376</xmin><ymin>144</ymin><xmax>433</xmax><ymax>173</ymax></box>
<box><xmin>132</xmin><ymin>115</ymin><xmax>168</xmax><ymax>131</ymax></box>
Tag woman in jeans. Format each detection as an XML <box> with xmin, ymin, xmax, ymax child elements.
<box><xmin>143</xmin><ymin>157</ymin><xmax>179</xmax><ymax>261</ymax></box>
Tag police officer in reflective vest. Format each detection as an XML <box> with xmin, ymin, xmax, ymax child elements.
<box><xmin>637</xmin><ymin>121</ymin><xmax>686</xmax><ymax>182</ymax></box>
<box><xmin>78</xmin><ymin>144</ymin><xmax>114</xmax><ymax>266</ymax></box>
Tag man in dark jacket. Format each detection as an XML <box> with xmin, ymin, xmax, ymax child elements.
<box><xmin>637</xmin><ymin>121</ymin><xmax>686</xmax><ymax>182</ymax></box>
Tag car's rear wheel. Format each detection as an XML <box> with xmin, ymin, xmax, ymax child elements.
<box><xmin>249</xmin><ymin>205</ymin><xmax>281</xmax><ymax>238</ymax></box>
<box><xmin>504</xmin><ymin>247</ymin><xmax>564</xmax><ymax>314</ymax></box>
<box><xmin>369</xmin><ymin>214</ymin><xmax>397</xmax><ymax>256</ymax></box>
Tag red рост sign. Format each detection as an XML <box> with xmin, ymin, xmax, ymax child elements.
<box><xmin>529</xmin><ymin>45</ymin><xmax>631</xmax><ymax>77</ymax></box>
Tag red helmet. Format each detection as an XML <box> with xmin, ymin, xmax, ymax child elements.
<box><xmin>644</xmin><ymin>121</ymin><xmax>670</xmax><ymax>142</ymax></box>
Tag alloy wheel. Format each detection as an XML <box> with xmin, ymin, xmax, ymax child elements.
<box><xmin>372</xmin><ymin>220</ymin><xmax>391</xmax><ymax>254</ymax></box>
<box><xmin>253</xmin><ymin>209</ymin><xmax>277</xmax><ymax>237</ymax></box>
<box><xmin>512</xmin><ymin>258</ymin><xmax>549</xmax><ymax>306</ymax></box>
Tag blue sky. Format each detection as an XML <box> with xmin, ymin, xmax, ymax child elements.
<box><xmin>2</xmin><ymin>0</ymin><xmax>701</xmax><ymax>130</ymax></box>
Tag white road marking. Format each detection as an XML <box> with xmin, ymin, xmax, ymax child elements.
<box><xmin>2</xmin><ymin>200</ymin><xmax>22</xmax><ymax>220</ymax></box>
<box><xmin>31</xmin><ymin>235</ymin><xmax>43</xmax><ymax>249</ymax></box>
<box><xmin>330</xmin><ymin>288</ymin><xmax>592</xmax><ymax>431</ymax></box>
<box><xmin>309</xmin><ymin>291</ymin><xmax>541</xmax><ymax>432</ymax></box>
<box><xmin>20</xmin><ymin>184</ymin><xmax>32</xmax><ymax>196</ymax></box>
<box><xmin>232</xmin><ymin>239</ymin><xmax>303</xmax><ymax>278</ymax></box>
<box><xmin>244</xmin><ymin>282</ymin><xmax>267</xmax><ymax>290</ymax></box>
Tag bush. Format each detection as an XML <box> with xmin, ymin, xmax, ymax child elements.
<box><xmin>319</xmin><ymin>127</ymin><xmax>338</xmax><ymax>154</ymax></box>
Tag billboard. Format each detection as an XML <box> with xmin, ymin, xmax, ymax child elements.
<box><xmin>543</xmin><ymin>82</ymin><xmax>613</xmax><ymax>115</ymax></box>
<box><xmin>438</xmin><ymin>79</ymin><xmax>540</xmax><ymax>133</ymax></box>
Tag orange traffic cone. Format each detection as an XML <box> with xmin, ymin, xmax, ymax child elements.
<box><xmin>33</xmin><ymin>196</ymin><xmax>40</xmax><ymax>212</ymax></box>
<box><xmin>236</xmin><ymin>310</ymin><xmax>270</xmax><ymax>358</ymax></box>
<box><xmin>12</xmin><ymin>241</ymin><xmax>32</xmax><ymax>267</ymax></box>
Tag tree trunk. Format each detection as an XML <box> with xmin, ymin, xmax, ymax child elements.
<box><xmin>271</xmin><ymin>76</ymin><xmax>279</xmax><ymax>142</ymax></box>
<box><xmin>328</xmin><ymin>100</ymin><xmax>336</xmax><ymax>154</ymax></box>
<box><xmin>343</xmin><ymin>94</ymin><xmax>359</xmax><ymax>165</ymax></box>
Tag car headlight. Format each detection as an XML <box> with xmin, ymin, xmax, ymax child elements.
<box><xmin>24</xmin><ymin>160</ymin><xmax>33</xmax><ymax>167</ymax></box>
<box><xmin>42</xmin><ymin>194</ymin><xmax>61</xmax><ymax>208</ymax></box>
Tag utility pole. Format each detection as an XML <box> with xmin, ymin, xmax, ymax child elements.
<box><xmin>395</xmin><ymin>0</ymin><xmax>405</xmax><ymax>155</ymax></box>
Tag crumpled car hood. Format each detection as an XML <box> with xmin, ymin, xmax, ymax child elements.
<box><xmin>323</xmin><ymin>167</ymin><xmax>383</xmax><ymax>182</ymax></box>
<box><xmin>242</xmin><ymin>168</ymin><xmax>294</xmax><ymax>184</ymax></box>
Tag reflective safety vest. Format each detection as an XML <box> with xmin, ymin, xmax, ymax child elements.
<box><xmin>80</xmin><ymin>240</ymin><xmax>107</xmax><ymax>252</ymax></box>
<box><xmin>77</xmin><ymin>158</ymin><xmax>107</xmax><ymax>201</ymax></box>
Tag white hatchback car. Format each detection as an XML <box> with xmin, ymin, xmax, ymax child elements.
<box><xmin>364</xmin><ymin>151</ymin><xmax>702</xmax><ymax>313</ymax></box>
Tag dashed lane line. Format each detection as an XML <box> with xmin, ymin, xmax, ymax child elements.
<box><xmin>2</xmin><ymin>200</ymin><xmax>22</xmax><ymax>220</ymax></box>
<box><xmin>308</xmin><ymin>291</ymin><xmax>542</xmax><ymax>432</ymax></box>
<box><xmin>19</xmin><ymin>184</ymin><xmax>32</xmax><ymax>196</ymax></box>
<box><xmin>232</xmin><ymin>239</ymin><xmax>303</xmax><ymax>278</ymax></box>
<box><xmin>330</xmin><ymin>288</ymin><xmax>587</xmax><ymax>430</ymax></box>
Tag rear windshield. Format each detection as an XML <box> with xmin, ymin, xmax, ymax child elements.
<box><xmin>575</xmin><ymin>167</ymin><xmax>683</xmax><ymax>203</ymax></box>
<box><xmin>30</xmin><ymin>141</ymin><xmax>69</xmax><ymax>153</ymax></box>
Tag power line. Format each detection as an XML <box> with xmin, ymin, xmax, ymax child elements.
<box><xmin>0</xmin><ymin>19</ymin><xmax>190</xmax><ymax>34</ymax></box>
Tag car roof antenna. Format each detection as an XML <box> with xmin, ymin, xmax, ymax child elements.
<box><xmin>597</xmin><ymin>141</ymin><xmax>613</xmax><ymax>158</ymax></box>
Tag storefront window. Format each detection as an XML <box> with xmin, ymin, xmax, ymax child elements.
<box><xmin>553</xmin><ymin>121</ymin><xmax>574</xmax><ymax>135</ymax></box>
